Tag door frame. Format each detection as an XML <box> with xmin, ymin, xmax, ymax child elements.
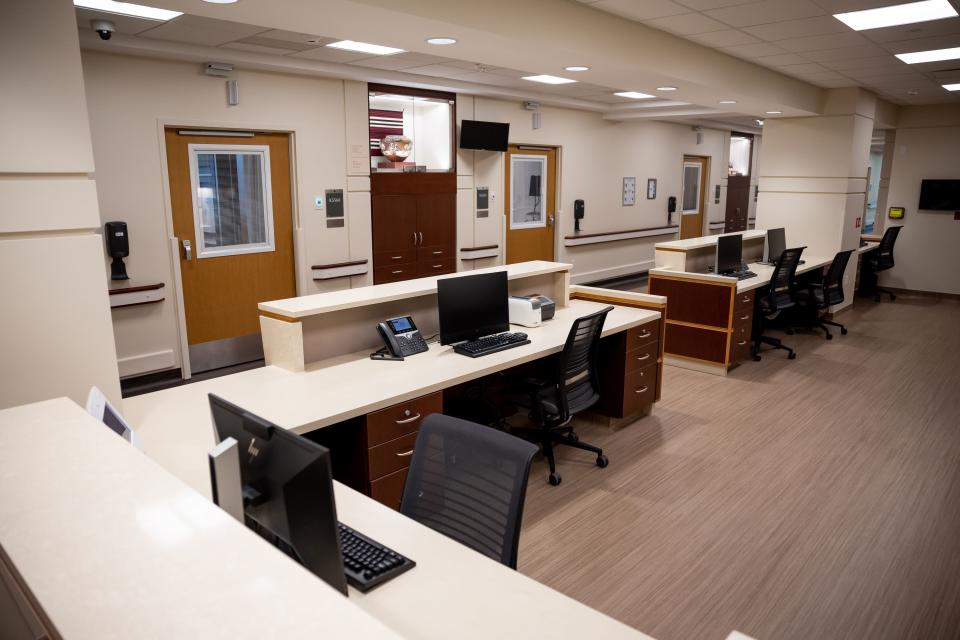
<box><xmin>680</xmin><ymin>154</ymin><xmax>710</xmax><ymax>239</ymax></box>
<box><xmin>156</xmin><ymin>119</ymin><xmax>302</xmax><ymax>379</ymax></box>
<box><xmin>501</xmin><ymin>143</ymin><xmax>562</xmax><ymax>264</ymax></box>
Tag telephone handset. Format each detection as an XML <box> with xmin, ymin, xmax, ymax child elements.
<box><xmin>371</xmin><ymin>316</ymin><xmax>429</xmax><ymax>361</ymax></box>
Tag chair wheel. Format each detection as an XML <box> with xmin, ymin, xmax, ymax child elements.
<box><xmin>596</xmin><ymin>454</ymin><xmax>608</xmax><ymax>468</ymax></box>
<box><xmin>826</xmin><ymin>333</ymin><xmax>833</xmax><ymax>340</ymax></box>
<box><xmin>841</xmin><ymin>328</ymin><xmax>848</xmax><ymax>335</ymax></box>
<box><xmin>891</xmin><ymin>294</ymin><xmax>896</xmax><ymax>301</ymax></box>
<box><xmin>874</xmin><ymin>295</ymin><xmax>881</xmax><ymax>302</ymax></box>
<box><xmin>548</xmin><ymin>473</ymin><xmax>562</xmax><ymax>486</ymax></box>
<box><xmin>570</xmin><ymin>433</ymin><xmax>579</xmax><ymax>443</ymax></box>
<box><xmin>788</xmin><ymin>352</ymin><xmax>797</xmax><ymax>359</ymax></box>
<box><xmin>752</xmin><ymin>355</ymin><xmax>761</xmax><ymax>362</ymax></box>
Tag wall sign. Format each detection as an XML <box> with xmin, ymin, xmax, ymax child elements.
<box><xmin>325</xmin><ymin>189</ymin><xmax>344</xmax><ymax>218</ymax></box>
<box><xmin>622</xmin><ymin>177</ymin><xmax>636</xmax><ymax>206</ymax></box>
<box><xmin>647</xmin><ymin>178</ymin><xmax>657</xmax><ymax>200</ymax></box>
<box><xmin>714</xmin><ymin>184</ymin><xmax>721</xmax><ymax>204</ymax></box>
<box><xmin>888</xmin><ymin>206</ymin><xmax>905</xmax><ymax>219</ymax></box>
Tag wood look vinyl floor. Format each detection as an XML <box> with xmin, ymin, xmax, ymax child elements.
<box><xmin>517</xmin><ymin>296</ymin><xmax>960</xmax><ymax>640</ymax></box>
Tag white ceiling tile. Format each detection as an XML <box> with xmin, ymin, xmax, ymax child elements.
<box><xmin>811</xmin><ymin>0</ymin><xmax>921</xmax><ymax>12</ymax></box>
<box><xmin>801</xmin><ymin>43</ymin><xmax>890</xmax><ymax>61</ymax></box>
<box><xmin>879</xmin><ymin>33</ymin><xmax>960</xmax><ymax>54</ymax></box>
<box><xmin>591</xmin><ymin>0</ymin><xmax>691</xmax><ymax>21</ymax></box>
<box><xmin>689</xmin><ymin>28</ymin><xmax>761</xmax><ymax>46</ymax></box>
<box><xmin>235</xmin><ymin>35</ymin><xmax>319</xmax><ymax>52</ymax></box>
<box><xmin>754</xmin><ymin>52</ymin><xmax>810</xmax><ymax>65</ymax></box>
<box><xmin>220</xmin><ymin>42</ymin><xmax>298</xmax><ymax>56</ymax></box>
<box><xmin>793</xmin><ymin>70</ymin><xmax>850</xmax><ymax>81</ymax></box>
<box><xmin>351</xmin><ymin>53</ymin><xmax>453</xmax><ymax>71</ymax></box>
<box><xmin>705</xmin><ymin>0</ymin><xmax>826</xmax><ymax>28</ymax></box>
<box><xmin>775</xmin><ymin>62</ymin><xmax>830</xmax><ymax>75</ymax></box>
<box><xmin>75</xmin><ymin>8</ymin><xmax>161</xmax><ymax>36</ymax></box>
<box><xmin>138</xmin><ymin>15</ymin><xmax>267</xmax><ymax>46</ymax></box>
<box><xmin>675</xmin><ymin>0</ymin><xmax>761</xmax><ymax>9</ymax></box>
<box><xmin>645</xmin><ymin>12</ymin><xmax>729</xmax><ymax>34</ymax></box>
<box><xmin>741</xmin><ymin>15</ymin><xmax>848</xmax><ymax>41</ymax></box>
<box><xmin>289</xmin><ymin>47</ymin><xmax>380</xmax><ymax>63</ymax></box>
<box><xmin>255</xmin><ymin>29</ymin><xmax>329</xmax><ymax>45</ymax></box>
<box><xmin>820</xmin><ymin>56</ymin><xmax>909</xmax><ymax>72</ymax></box>
<box><xmin>776</xmin><ymin>31</ymin><xmax>871</xmax><ymax>52</ymax></box>
<box><xmin>721</xmin><ymin>42</ymin><xmax>789</xmax><ymax>57</ymax></box>
<box><xmin>859</xmin><ymin>17</ymin><xmax>960</xmax><ymax>44</ymax></box>
<box><xmin>399</xmin><ymin>64</ymin><xmax>475</xmax><ymax>79</ymax></box>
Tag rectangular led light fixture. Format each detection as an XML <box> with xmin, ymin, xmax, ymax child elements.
<box><xmin>944</xmin><ymin>83</ymin><xmax>960</xmax><ymax>91</ymax></box>
<box><xmin>522</xmin><ymin>75</ymin><xmax>577</xmax><ymax>85</ymax></box>
<box><xmin>326</xmin><ymin>40</ymin><xmax>405</xmax><ymax>56</ymax></box>
<box><xmin>833</xmin><ymin>0</ymin><xmax>957</xmax><ymax>31</ymax></box>
<box><xmin>896</xmin><ymin>46</ymin><xmax>960</xmax><ymax>63</ymax></box>
<box><xmin>614</xmin><ymin>91</ymin><xmax>655</xmax><ymax>99</ymax></box>
<box><xmin>74</xmin><ymin>0</ymin><xmax>182</xmax><ymax>20</ymax></box>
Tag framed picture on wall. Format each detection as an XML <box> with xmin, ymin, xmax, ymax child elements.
<box><xmin>647</xmin><ymin>178</ymin><xmax>657</xmax><ymax>199</ymax></box>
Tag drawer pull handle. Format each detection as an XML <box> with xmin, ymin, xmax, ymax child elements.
<box><xmin>741</xmin><ymin>296</ymin><xmax>750</xmax><ymax>302</ymax></box>
<box><xmin>634</xmin><ymin>386</ymin><xmax>649</xmax><ymax>394</ymax></box>
<box><xmin>737</xmin><ymin>340</ymin><xmax>747</xmax><ymax>346</ymax></box>
<box><xmin>740</xmin><ymin>315</ymin><xmax>749</xmax><ymax>320</ymax></box>
<box><xmin>636</xmin><ymin>353</ymin><xmax>651</xmax><ymax>361</ymax></box>
<box><xmin>391</xmin><ymin>255</ymin><xmax>402</xmax><ymax>259</ymax></box>
<box><xmin>432</xmin><ymin>250</ymin><xmax>443</xmax><ymax>255</ymax></box>
<box><xmin>637</xmin><ymin>331</ymin><xmax>652</xmax><ymax>339</ymax></box>
<box><xmin>394</xmin><ymin>413</ymin><xmax>421</xmax><ymax>425</ymax></box>
<box><xmin>391</xmin><ymin>270</ymin><xmax>403</xmax><ymax>274</ymax></box>
<box><xmin>433</xmin><ymin>264</ymin><xmax>443</xmax><ymax>268</ymax></box>
<box><xmin>396</xmin><ymin>449</ymin><xmax>414</xmax><ymax>457</ymax></box>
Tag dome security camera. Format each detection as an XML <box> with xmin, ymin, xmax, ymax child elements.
<box><xmin>91</xmin><ymin>19</ymin><xmax>115</xmax><ymax>41</ymax></box>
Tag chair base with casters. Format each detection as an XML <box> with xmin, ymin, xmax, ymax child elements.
<box><xmin>751</xmin><ymin>335</ymin><xmax>796</xmax><ymax>361</ymax></box>
<box><xmin>509</xmin><ymin>411</ymin><xmax>607</xmax><ymax>486</ymax></box>
<box><xmin>793</xmin><ymin>249</ymin><xmax>854</xmax><ymax>340</ymax></box>
<box><xmin>874</xmin><ymin>287</ymin><xmax>896</xmax><ymax>302</ymax></box>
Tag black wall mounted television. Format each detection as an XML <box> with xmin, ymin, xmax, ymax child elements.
<box><xmin>459</xmin><ymin>120</ymin><xmax>509</xmax><ymax>152</ymax></box>
<box><xmin>918</xmin><ymin>179</ymin><xmax>960</xmax><ymax>211</ymax></box>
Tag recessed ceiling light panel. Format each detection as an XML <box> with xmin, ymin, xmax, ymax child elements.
<box><xmin>657</xmin><ymin>86</ymin><xmax>677</xmax><ymax>91</ymax></box>
<box><xmin>833</xmin><ymin>0</ymin><xmax>957</xmax><ymax>31</ymax></box>
<box><xmin>202</xmin><ymin>0</ymin><xmax>238</xmax><ymax>4</ymax></box>
<box><xmin>765</xmin><ymin>111</ymin><xmax>782</xmax><ymax>115</ymax></box>
<box><xmin>564</xmin><ymin>66</ymin><xmax>590</xmax><ymax>72</ymax></box>
<box><xmin>523</xmin><ymin>75</ymin><xmax>577</xmax><ymax>84</ymax></box>
<box><xmin>74</xmin><ymin>0</ymin><xmax>182</xmax><ymax>20</ymax></box>
<box><xmin>719</xmin><ymin>100</ymin><xmax>737</xmax><ymax>104</ymax></box>
<box><xmin>426</xmin><ymin>37</ymin><xmax>457</xmax><ymax>45</ymax></box>
<box><xmin>614</xmin><ymin>91</ymin><xmax>655</xmax><ymax>99</ymax></box>
<box><xmin>896</xmin><ymin>46</ymin><xmax>960</xmax><ymax>64</ymax></box>
<box><xmin>944</xmin><ymin>83</ymin><xmax>960</xmax><ymax>91</ymax></box>
<box><xmin>326</xmin><ymin>40</ymin><xmax>405</xmax><ymax>56</ymax></box>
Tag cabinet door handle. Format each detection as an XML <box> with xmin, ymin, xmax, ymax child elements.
<box><xmin>396</xmin><ymin>449</ymin><xmax>414</xmax><ymax>457</ymax></box>
<box><xmin>636</xmin><ymin>353</ymin><xmax>650</xmax><ymax>361</ymax></box>
<box><xmin>740</xmin><ymin>315</ymin><xmax>749</xmax><ymax>320</ymax></box>
<box><xmin>392</xmin><ymin>270</ymin><xmax>403</xmax><ymax>274</ymax></box>
<box><xmin>391</xmin><ymin>255</ymin><xmax>402</xmax><ymax>260</ymax></box>
<box><xmin>741</xmin><ymin>296</ymin><xmax>750</xmax><ymax>303</ymax></box>
<box><xmin>394</xmin><ymin>412</ymin><xmax>421</xmax><ymax>425</ymax></box>
<box><xmin>433</xmin><ymin>264</ymin><xmax>443</xmax><ymax>268</ymax></box>
<box><xmin>412</xmin><ymin>232</ymin><xmax>418</xmax><ymax>246</ymax></box>
<box><xmin>737</xmin><ymin>340</ymin><xmax>747</xmax><ymax>346</ymax></box>
<box><xmin>418</xmin><ymin>231</ymin><xmax>424</xmax><ymax>245</ymax></box>
<box><xmin>634</xmin><ymin>386</ymin><xmax>649</xmax><ymax>394</ymax></box>
<box><xmin>432</xmin><ymin>250</ymin><xmax>442</xmax><ymax>255</ymax></box>
<box><xmin>637</xmin><ymin>330</ymin><xmax>652</xmax><ymax>339</ymax></box>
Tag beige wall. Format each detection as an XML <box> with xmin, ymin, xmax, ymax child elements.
<box><xmin>880</xmin><ymin>107</ymin><xmax>960</xmax><ymax>295</ymax></box>
<box><xmin>82</xmin><ymin>51</ymin><xmax>737</xmax><ymax>377</ymax></box>
<box><xmin>0</xmin><ymin>0</ymin><xmax>121</xmax><ymax>409</ymax></box>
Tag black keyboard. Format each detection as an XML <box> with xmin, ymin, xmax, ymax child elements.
<box><xmin>338</xmin><ymin>522</ymin><xmax>415</xmax><ymax>592</ymax></box>
<box><xmin>454</xmin><ymin>332</ymin><xmax>530</xmax><ymax>357</ymax></box>
<box><xmin>721</xmin><ymin>270</ymin><xmax>758</xmax><ymax>280</ymax></box>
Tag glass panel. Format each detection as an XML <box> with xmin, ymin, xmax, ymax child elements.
<box><xmin>368</xmin><ymin>92</ymin><xmax>453</xmax><ymax>172</ymax></box>
<box><xmin>682</xmin><ymin>164</ymin><xmax>700</xmax><ymax>212</ymax></box>
<box><xmin>193</xmin><ymin>148</ymin><xmax>273</xmax><ymax>258</ymax></box>
<box><xmin>728</xmin><ymin>136</ymin><xmax>751</xmax><ymax>177</ymax></box>
<box><xmin>510</xmin><ymin>155</ymin><xmax>546</xmax><ymax>230</ymax></box>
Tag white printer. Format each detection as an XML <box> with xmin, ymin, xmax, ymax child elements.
<box><xmin>508</xmin><ymin>294</ymin><xmax>556</xmax><ymax>328</ymax></box>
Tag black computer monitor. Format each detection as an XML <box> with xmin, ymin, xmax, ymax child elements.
<box><xmin>716</xmin><ymin>234</ymin><xmax>743</xmax><ymax>275</ymax></box>
<box><xmin>437</xmin><ymin>271</ymin><xmax>509</xmax><ymax>345</ymax></box>
<box><xmin>208</xmin><ymin>394</ymin><xmax>348</xmax><ymax>595</ymax></box>
<box><xmin>766</xmin><ymin>227</ymin><xmax>786</xmax><ymax>264</ymax></box>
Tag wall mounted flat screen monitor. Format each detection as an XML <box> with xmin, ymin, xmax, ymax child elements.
<box><xmin>716</xmin><ymin>234</ymin><xmax>743</xmax><ymax>275</ymax></box>
<box><xmin>766</xmin><ymin>227</ymin><xmax>786</xmax><ymax>264</ymax></box>
<box><xmin>459</xmin><ymin>120</ymin><xmax>509</xmax><ymax>152</ymax></box>
<box><xmin>208</xmin><ymin>394</ymin><xmax>349</xmax><ymax>595</ymax></box>
<box><xmin>918</xmin><ymin>179</ymin><xmax>960</xmax><ymax>211</ymax></box>
<box><xmin>437</xmin><ymin>271</ymin><xmax>509</xmax><ymax>344</ymax></box>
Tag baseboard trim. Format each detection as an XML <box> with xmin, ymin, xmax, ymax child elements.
<box><xmin>878</xmin><ymin>287</ymin><xmax>960</xmax><ymax>301</ymax></box>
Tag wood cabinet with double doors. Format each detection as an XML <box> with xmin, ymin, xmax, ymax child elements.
<box><xmin>371</xmin><ymin>173</ymin><xmax>456</xmax><ymax>284</ymax></box>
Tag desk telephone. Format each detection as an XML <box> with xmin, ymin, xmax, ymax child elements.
<box><xmin>371</xmin><ymin>316</ymin><xmax>429</xmax><ymax>361</ymax></box>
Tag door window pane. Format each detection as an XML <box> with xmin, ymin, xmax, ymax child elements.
<box><xmin>510</xmin><ymin>155</ymin><xmax>547</xmax><ymax>230</ymax></box>
<box><xmin>728</xmin><ymin>136</ymin><xmax>752</xmax><ymax>177</ymax></box>
<box><xmin>189</xmin><ymin>145</ymin><xmax>274</xmax><ymax>258</ymax></box>
<box><xmin>682</xmin><ymin>163</ymin><xmax>701</xmax><ymax>213</ymax></box>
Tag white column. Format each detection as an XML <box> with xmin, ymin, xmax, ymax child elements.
<box><xmin>0</xmin><ymin>0</ymin><xmax>121</xmax><ymax>408</ymax></box>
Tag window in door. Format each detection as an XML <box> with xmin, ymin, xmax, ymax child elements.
<box><xmin>188</xmin><ymin>145</ymin><xmax>274</xmax><ymax>258</ymax></box>
<box><xmin>510</xmin><ymin>155</ymin><xmax>547</xmax><ymax>229</ymax></box>
<box><xmin>682</xmin><ymin>161</ymin><xmax>702</xmax><ymax>214</ymax></box>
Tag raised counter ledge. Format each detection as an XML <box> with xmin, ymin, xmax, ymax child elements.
<box><xmin>261</xmin><ymin>260</ymin><xmax>572</xmax><ymax>319</ymax></box>
<box><xmin>655</xmin><ymin>229</ymin><xmax>766</xmax><ymax>252</ymax></box>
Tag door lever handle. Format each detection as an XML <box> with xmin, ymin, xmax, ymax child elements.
<box><xmin>182</xmin><ymin>239</ymin><xmax>192</xmax><ymax>261</ymax></box>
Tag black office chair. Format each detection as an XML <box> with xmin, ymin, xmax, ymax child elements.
<box><xmin>867</xmin><ymin>225</ymin><xmax>902</xmax><ymax>301</ymax></box>
<box><xmin>509</xmin><ymin>306</ymin><xmax>613</xmax><ymax>486</ymax></box>
<box><xmin>400</xmin><ymin>414</ymin><xmax>537</xmax><ymax>569</ymax></box>
<box><xmin>793</xmin><ymin>249</ymin><xmax>854</xmax><ymax>340</ymax></box>
<box><xmin>752</xmin><ymin>247</ymin><xmax>804</xmax><ymax>361</ymax></box>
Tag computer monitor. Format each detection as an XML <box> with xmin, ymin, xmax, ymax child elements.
<box><xmin>766</xmin><ymin>227</ymin><xmax>786</xmax><ymax>264</ymax></box>
<box><xmin>85</xmin><ymin>386</ymin><xmax>142</xmax><ymax>449</ymax></box>
<box><xmin>716</xmin><ymin>234</ymin><xmax>743</xmax><ymax>275</ymax></box>
<box><xmin>437</xmin><ymin>271</ymin><xmax>510</xmax><ymax>345</ymax></box>
<box><xmin>208</xmin><ymin>394</ymin><xmax>349</xmax><ymax>595</ymax></box>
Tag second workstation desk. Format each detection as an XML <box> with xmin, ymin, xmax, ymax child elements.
<box><xmin>648</xmin><ymin>231</ymin><xmax>833</xmax><ymax>375</ymax></box>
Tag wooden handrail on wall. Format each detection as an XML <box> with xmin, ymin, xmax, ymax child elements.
<box><xmin>108</xmin><ymin>282</ymin><xmax>165</xmax><ymax>309</ymax></box>
<box><xmin>563</xmin><ymin>225</ymin><xmax>678</xmax><ymax>247</ymax></box>
<box><xmin>312</xmin><ymin>259</ymin><xmax>369</xmax><ymax>281</ymax></box>
<box><xmin>460</xmin><ymin>245</ymin><xmax>499</xmax><ymax>260</ymax></box>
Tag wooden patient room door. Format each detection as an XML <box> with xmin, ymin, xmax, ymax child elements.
<box><xmin>680</xmin><ymin>156</ymin><xmax>708</xmax><ymax>240</ymax></box>
<box><xmin>505</xmin><ymin>145</ymin><xmax>557</xmax><ymax>263</ymax></box>
<box><xmin>165</xmin><ymin>129</ymin><xmax>296</xmax><ymax>373</ymax></box>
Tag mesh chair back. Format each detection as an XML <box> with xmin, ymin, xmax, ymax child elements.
<box><xmin>554</xmin><ymin>306</ymin><xmax>613</xmax><ymax>421</ymax></box>
<box><xmin>875</xmin><ymin>225</ymin><xmax>901</xmax><ymax>270</ymax></box>
<box><xmin>400</xmin><ymin>414</ymin><xmax>538</xmax><ymax>569</ymax></box>
<box><xmin>761</xmin><ymin>246</ymin><xmax>805</xmax><ymax>312</ymax></box>
<box><xmin>822</xmin><ymin>249</ymin><xmax>854</xmax><ymax>306</ymax></box>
